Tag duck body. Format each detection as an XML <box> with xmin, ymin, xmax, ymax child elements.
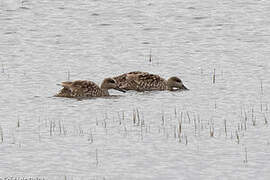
<box><xmin>113</xmin><ymin>71</ymin><xmax>188</xmax><ymax>92</ymax></box>
<box><xmin>55</xmin><ymin>80</ymin><xmax>107</xmax><ymax>98</ymax></box>
<box><xmin>55</xmin><ymin>78</ymin><xmax>125</xmax><ymax>98</ymax></box>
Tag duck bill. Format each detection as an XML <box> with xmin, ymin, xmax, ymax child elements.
<box><xmin>114</xmin><ymin>87</ymin><xmax>126</xmax><ymax>93</ymax></box>
<box><xmin>181</xmin><ymin>85</ymin><xmax>189</xmax><ymax>90</ymax></box>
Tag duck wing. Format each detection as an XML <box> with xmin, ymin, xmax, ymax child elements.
<box><xmin>133</xmin><ymin>73</ymin><xmax>167</xmax><ymax>91</ymax></box>
<box><xmin>113</xmin><ymin>71</ymin><xmax>149</xmax><ymax>89</ymax></box>
<box><xmin>118</xmin><ymin>72</ymin><xmax>166</xmax><ymax>91</ymax></box>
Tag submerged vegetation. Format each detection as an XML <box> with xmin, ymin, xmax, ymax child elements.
<box><xmin>1</xmin><ymin>100</ymin><xmax>269</xmax><ymax>166</ymax></box>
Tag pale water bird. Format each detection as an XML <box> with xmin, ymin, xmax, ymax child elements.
<box><xmin>55</xmin><ymin>78</ymin><xmax>126</xmax><ymax>98</ymax></box>
<box><xmin>113</xmin><ymin>71</ymin><xmax>188</xmax><ymax>92</ymax></box>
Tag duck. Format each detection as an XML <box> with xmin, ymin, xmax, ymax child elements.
<box><xmin>113</xmin><ymin>71</ymin><xmax>188</xmax><ymax>92</ymax></box>
<box><xmin>55</xmin><ymin>78</ymin><xmax>126</xmax><ymax>98</ymax></box>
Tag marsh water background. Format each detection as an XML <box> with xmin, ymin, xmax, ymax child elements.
<box><xmin>0</xmin><ymin>0</ymin><xmax>270</xmax><ymax>179</ymax></box>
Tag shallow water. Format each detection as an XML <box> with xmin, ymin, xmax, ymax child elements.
<box><xmin>0</xmin><ymin>0</ymin><xmax>270</xmax><ymax>179</ymax></box>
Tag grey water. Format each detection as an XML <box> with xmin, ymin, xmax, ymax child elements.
<box><xmin>0</xmin><ymin>0</ymin><xmax>270</xmax><ymax>179</ymax></box>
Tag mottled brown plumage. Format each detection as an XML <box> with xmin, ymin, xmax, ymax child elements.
<box><xmin>113</xmin><ymin>71</ymin><xmax>188</xmax><ymax>91</ymax></box>
<box><xmin>55</xmin><ymin>78</ymin><xmax>125</xmax><ymax>98</ymax></box>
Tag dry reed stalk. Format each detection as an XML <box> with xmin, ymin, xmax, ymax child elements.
<box><xmin>49</xmin><ymin>120</ymin><xmax>53</xmax><ymax>136</ymax></box>
<box><xmin>122</xmin><ymin>111</ymin><xmax>125</xmax><ymax>124</ymax></box>
<box><xmin>67</xmin><ymin>70</ymin><xmax>70</xmax><ymax>81</ymax></box>
<box><xmin>186</xmin><ymin>112</ymin><xmax>191</xmax><ymax>124</ymax></box>
<box><xmin>236</xmin><ymin>130</ymin><xmax>240</xmax><ymax>144</ymax></box>
<box><xmin>17</xmin><ymin>118</ymin><xmax>20</xmax><ymax>128</ymax></box>
<box><xmin>133</xmin><ymin>109</ymin><xmax>136</xmax><ymax>125</ymax></box>
<box><xmin>224</xmin><ymin>119</ymin><xmax>227</xmax><ymax>136</ymax></box>
<box><xmin>178</xmin><ymin>120</ymin><xmax>182</xmax><ymax>136</ymax></box>
<box><xmin>88</xmin><ymin>130</ymin><xmax>93</xmax><ymax>144</ymax></box>
<box><xmin>210</xmin><ymin>125</ymin><xmax>214</xmax><ymax>137</ymax></box>
<box><xmin>96</xmin><ymin>149</ymin><xmax>99</xmax><ymax>166</ymax></box>
<box><xmin>0</xmin><ymin>126</ymin><xmax>3</xmax><ymax>143</ymax></box>
<box><xmin>194</xmin><ymin>115</ymin><xmax>197</xmax><ymax>135</ymax></box>
<box><xmin>244</xmin><ymin>111</ymin><xmax>247</xmax><ymax>131</ymax></box>
<box><xmin>149</xmin><ymin>49</ymin><xmax>152</xmax><ymax>62</ymax></box>
<box><xmin>136</xmin><ymin>109</ymin><xmax>141</xmax><ymax>126</ymax></box>
<box><xmin>58</xmin><ymin>120</ymin><xmax>62</xmax><ymax>135</ymax></box>
<box><xmin>96</xmin><ymin>118</ymin><xmax>98</xmax><ymax>126</ymax></box>
<box><xmin>1</xmin><ymin>63</ymin><xmax>4</xmax><ymax>73</ymax></box>
<box><xmin>260</xmin><ymin>79</ymin><xmax>263</xmax><ymax>95</ymax></box>
<box><xmin>264</xmin><ymin>114</ymin><xmax>268</xmax><ymax>124</ymax></box>
<box><xmin>213</xmin><ymin>68</ymin><xmax>216</xmax><ymax>84</ymax></box>
<box><xmin>178</xmin><ymin>120</ymin><xmax>182</xmax><ymax>142</ymax></box>
<box><xmin>173</xmin><ymin>125</ymin><xmax>177</xmax><ymax>138</ymax></box>
<box><xmin>140</xmin><ymin>123</ymin><xmax>143</xmax><ymax>140</ymax></box>
<box><xmin>117</xmin><ymin>112</ymin><xmax>121</xmax><ymax>125</ymax></box>
<box><xmin>244</xmin><ymin>147</ymin><xmax>248</xmax><ymax>163</ymax></box>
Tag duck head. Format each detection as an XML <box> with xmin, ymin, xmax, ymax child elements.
<box><xmin>101</xmin><ymin>78</ymin><xmax>126</xmax><ymax>93</ymax></box>
<box><xmin>167</xmin><ymin>77</ymin><xmax>189</xmax><ymax>91</ymax></box>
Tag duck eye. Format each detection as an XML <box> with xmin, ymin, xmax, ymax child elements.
<box><xmin>108</xmin><ymin>79</ymin><xmax>115</xmax><ymax>83</ymax></box>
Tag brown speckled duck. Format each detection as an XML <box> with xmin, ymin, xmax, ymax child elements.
<box><xmin>113</xmin><ymin>71</ymin><xmax>188</xmax><ymax>92</ymax></box>
<box><xmin>55</xmin><ymin>78</ymin><xmax>125</xmax><ymax>98</ymax></box>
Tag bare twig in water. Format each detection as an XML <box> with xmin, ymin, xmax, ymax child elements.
<box><xmin>210</xmin><ymin>125</ymin><xmax>214</xmax><ymax>137</ymax></box>
<box><xmin>186</xmin><ymin>112</ymin><xmax>191</xmax><ymax>124</ymax></box>
<box><xmin>213</xmin><ymin>68</ymin><xmax>216</xmax><ymax>84</ymax></box>
<box><xmin>136</xmin><ymin>109</ymin><xmax>141</xmax><ymax>126</ymax></box>
<box><xmin>251</xmin><ymin>108</ymin><xmax>256</xmax><ymax>126</ymax></box>
<box><xmin>67</xmin><ymin>70</ymin><xmax>70</xmax><ymax>81</ymax></box>
<box><xmin>224</xmin><ymin>119</ymin><xmax>227</xmax><ymax>136</ymax></box>
<box><xmin>193</xmin><ymin>115</ymin><xmax>197</xmax><ymax>135</ymax></box>
<box><xmin>178</xmin><ymin>120</ymin><xmax>182</xmax><ymax>142</ymax></box>
<box><xmin>264</xmin><ymin>114</ymin><xmax>268</xmax><ymax>125</ymax></box>
<box><xmin>117</xmin><ymin>112</ymin><xmax>121</xmax><ymax>125</ymax></box>
<box><xmin>133</xmin><ymin>109</ymin><xmax>136</xmax><ymax>125</ymax></box>
<box><xmin>173</xmin><ymin>125</ymin><xmax>177</xmax><ymax>138</ymax></box>
<box><xmin>88</xmin><ymin>130</ymin><xmax>93</xmax><ymax>144</ymax></box>
<box><xmin>149</xmin><ymin>49</ymin><xmax>152</xmax><ymax>62</ymax></box>
<box><xmin>244</xmin><ymin>147</ymin><xmax>248</xmax><ymax>163</ymax></box>
<box><xmin>17</xmin><ymin>117</ymin><xmax>20</xmax><ymax>128</ymax></box>
<box><xmin>178</xmin><ymin>120</ymin><xmax>182</xmax><ymax>136</ymax></box>
<box><xmin>260</xmin><ymin>79</ymin><xmax>263</xmax><ymax>95</ymax></box>
<box><xmin>49</xmin><ymin>120</ymin><xmax>53</xmax><ymax>136</ymax></box>
<box><xmin>236</xmin><ymin>131</ymin><xmax>240</xmax><ymax>144</ymax></box>
<box><xmin>0</xmin><ymin>126</ymin><xmax>3</xmax><ymax>143</ymax></box>
<box><xmin>96</xmin><ymin>148</ymin><xmax>99</xmax><ymax>166</ymax></box>
<box><xmin>244</xmin><ymin>110</ymin><xmax>247</xmax><ymax>131</ymax></box>
<box><xmin>58</xmin><ymin>120</ymin><xmax>62</xmax><ymax>135</ymax></box>
<box><xmin>161</xmin><ymin>111</ymin><xmax>165</xmax><ymax>126</ymax></box>
<box><xmin>1</xmin><ymin>63</ymin><xmax>4</xmax><ymax>73</ymax></box>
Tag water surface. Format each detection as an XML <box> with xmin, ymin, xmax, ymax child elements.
<box><xmin>0</xmin><ymin>0</ymin><xmax>270</xmax><ymax>179</ymax></box>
